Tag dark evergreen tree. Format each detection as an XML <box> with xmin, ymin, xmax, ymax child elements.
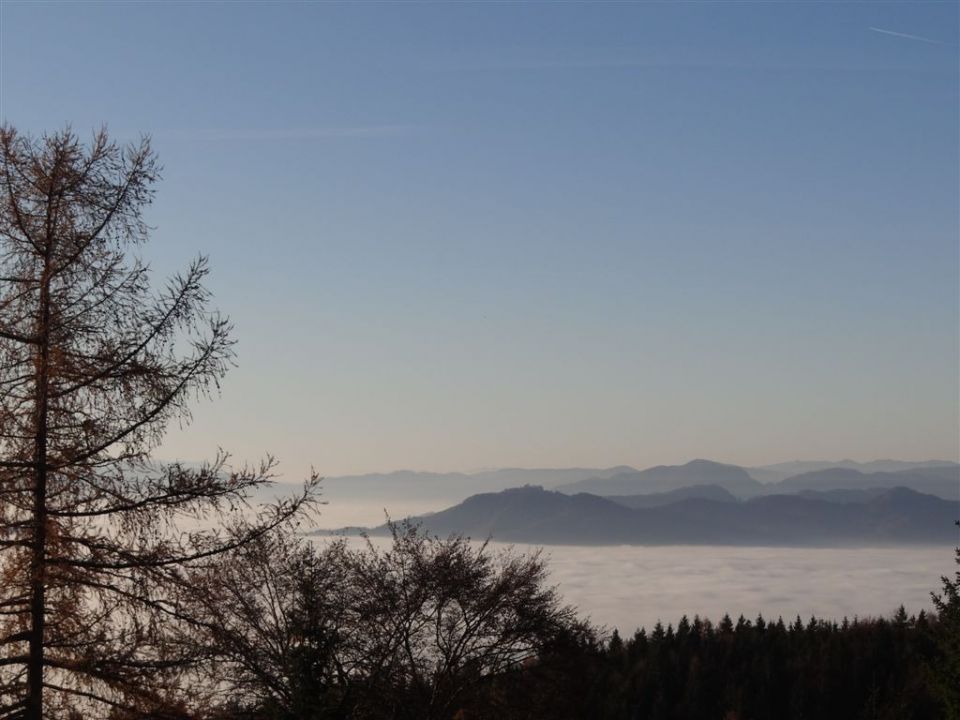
<box><xmin>931</xmin><ymin>538</ymin><xmax>960</xmax><ymax>718</ymax></box>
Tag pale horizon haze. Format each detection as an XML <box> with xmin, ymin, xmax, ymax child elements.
<box><xmin>1</xmin><ymin>2</ymin><xmax>957</xmax><ymax>478</ymax></box>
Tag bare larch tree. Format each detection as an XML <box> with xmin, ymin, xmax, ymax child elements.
<box><xmin>0</xmin><ymin>126</ymin><xmax>317</xmax><ymax>720</ymax></box>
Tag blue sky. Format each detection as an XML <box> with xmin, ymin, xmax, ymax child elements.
<box><xmin>1</xmin><ymin>2</ymin><xmax>957</xmax><ymax>476</ymax></box>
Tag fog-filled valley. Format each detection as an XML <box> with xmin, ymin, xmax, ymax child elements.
<box><xmin>320</xmin><ymin>536</ymin><xmax>954</xmax><ymax>635</ymax></box>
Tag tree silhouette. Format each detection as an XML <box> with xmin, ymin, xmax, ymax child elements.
<box><xmin>0</xmin><ymin>127</ymin><xmax>317</xmax><ymax>719</ymax></box>
<box><xmin>930</xmin><ymin>523</ymin><xmax>960</xmax><ymax>718</ymax></box>
<box><xmin>181</xmin><ymin>523</ymin><xmax>584</xmax><ymax>720</ymax></box>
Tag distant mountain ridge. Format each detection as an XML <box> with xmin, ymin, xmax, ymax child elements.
<box><xmin>555</xmin><ymin>460</ymin><xmax>958</xmax><ymax>502</ymax></box>
<box><xmin>318</xmin><ymin>485</ymin><xmax>960</xmax><ymax>547</ymax></box>
<box><xmin>747</xmin><ymin>459</ymin><xmax>959</xmax><ymax>483</ymax></box>
<box><xmin>558</xmin><ymin>460</ymin><xmax>764</xmax><ymax>498</ymax></box>
<box><xmin>770</xmin><ymin>467</ymin><xmax>959</xmax><ymax>500</ymax></box>
<box><xmin>313</xmin><ymin>460</ymin><xmax>957</xmax><ymax>501</ymax></box>
<box><xmin>605</xmin><ymin>484</ymin><xmax>738</xmax><ymax>509</ymax></box>
<box><xmin>305</xmin><ymin>459</ymin><xmax>957</xmax><ymax>529</ymax></box>
<box><xmin>318</xmin><ymin>466</ymin><xmax>634</xmax><ymax>501</ymax></box>
<box><xmin>795</xmin><ymin>488</ymin><xmax>892</xmax><ymax>504</ymax></box>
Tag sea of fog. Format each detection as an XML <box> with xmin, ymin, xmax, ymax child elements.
<box><xmin>312</xmin><ymin>536</ymin><xmax>954</xmax><ymax>635</ymax></box>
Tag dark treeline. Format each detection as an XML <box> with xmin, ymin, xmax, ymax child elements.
<box><xmin>580</xmin><ymin>607</ymin><xmax>951</xmax><ymax>720</ymax></box>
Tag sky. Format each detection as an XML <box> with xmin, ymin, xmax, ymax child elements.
<box><xmin>1</xmin><ymin>2</ymin><xmax>957</xmax><ymax>479</ymax></box>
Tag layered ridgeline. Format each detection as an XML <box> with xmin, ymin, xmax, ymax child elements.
<box><xmin>555</xmin><ymin>459</ymin><xmax>959</xmax><ymax>500</ymax></box>
<box><xmin>320</xmin><ymin>485</ymin><xmax>957</xmax><ymax>546</ymax></box>
<box><xmin>557</xmin><ymin>459</ymin><xmax>764</xmax><ymax>497</ymax></box>
<box><xmin>772</xmin><ymin>465</ymin><xmax>958</xmax><ymax>498</ymax></box>
<box><xmin>314</xmin><ymin>459</ymin><xmax>959</xmax><ymax>546</ymax></box>
<box><xmin>317</xmin><ymin>459</ymin><xmax>959</xmax><ymax>504</ymax></box>
<box><xmin>316</xmin><ymin>466</ymin><xmax>634</xmax><ymax>502</ymax></box>
<box><xmin>746</xmin><ymin>459</ymin><xmax>960</xmax><ymax>483</ymax></box>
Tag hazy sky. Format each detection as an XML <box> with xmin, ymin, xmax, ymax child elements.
<box><xmin>1</xmin><ymin>2</ymin><xmax>957</xmax><ymax>478</ymax></box>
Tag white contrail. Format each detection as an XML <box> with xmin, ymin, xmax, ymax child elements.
<box><xmin>868</xmin><ymin>27</ymin><xmax>945</xmax><ymax>45</ymax></box>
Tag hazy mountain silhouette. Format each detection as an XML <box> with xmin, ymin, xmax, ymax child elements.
<box><xmin>318</xmin><ymin>466</ymin><xmax>634</xmax><ymax>501</ymax></box>
<box><xmin>321</xmin><ymin>484</ymin><xmax>959</xmax><ymax>546</ymax></box>
<box><xmin>557</xmin><ymin>460</ymin><xmax>764</xmax><ymax>498</ymax></box>
<box><xmin>795</xmin><ymin>488</ymin><xmax>891</xmax><ymax>504</ymax></box>
<box><xmin>771</xmin><ymin>467</ymin><xmax>959</xmax><ymax>500</ymax></box>
<box><xmin>606</xmin><ymin>484</ymin><xmax>738</xmax><ymax>509</ymax></box>
<box><xmin>895</xmin><ymin>464</ymin><xmax>960</xmax><ymax>482</ymax></box>
<box><xmin>748</xmin><ymin>459</ymin><xmax>958</xmax><ymax>483</ymax></box>
<box><xmin>250</xmin><ymin>460</ymin><xmax>959</xmax><ymax>521</ymax></box>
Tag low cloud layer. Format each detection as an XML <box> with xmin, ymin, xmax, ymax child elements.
<box><xmin>320</xmin><ymin>538</ymin><xmax>953</xmax><ymax>634</ymax></box>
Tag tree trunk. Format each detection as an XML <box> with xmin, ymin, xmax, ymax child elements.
<box><xmin>27</xmin><ymin>255</ymin><xmax>53</xmax><ymax>720</ymax></box>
